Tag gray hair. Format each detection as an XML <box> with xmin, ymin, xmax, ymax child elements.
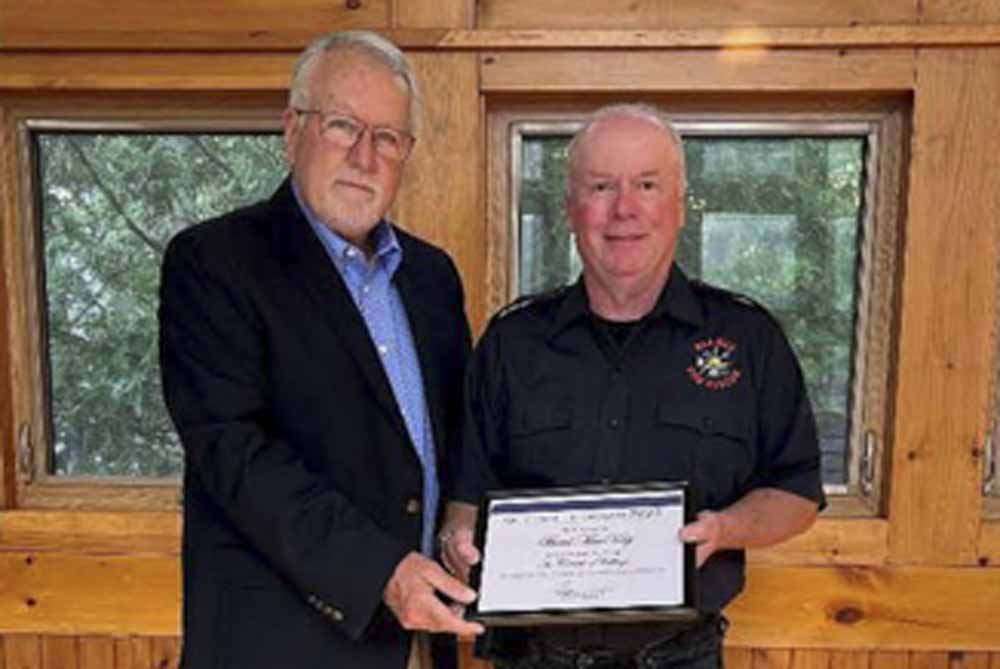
<box><xmin>289</xmin><ymin>31</ymin><xmax>422</xmax><ymax>134</ymax></box>
<box><xmin>566</xmin><ymin>103</ymin><xmax>686</xmax><ymax>193</ymax></box>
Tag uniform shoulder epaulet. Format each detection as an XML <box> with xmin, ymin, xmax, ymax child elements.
<box><xmin>493</xmin><ymin>286</ymin><xmax>569</xmax><ymax>321</ymax></box>
<box><xmin>689</xmin><ymin>278</ymin><xmax>764</xmax><ymax>311</ymax></box>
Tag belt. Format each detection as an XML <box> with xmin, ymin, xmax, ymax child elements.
<box><xmin>532</xmin><ymin>615</ymin><xmax>717</xmax><ymax>651</ymax></box>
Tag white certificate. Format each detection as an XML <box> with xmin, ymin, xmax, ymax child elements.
<box><xmin>470</xmin><ymin>482</ymin><xmax>696</xmax><ymax>625</ymax></box>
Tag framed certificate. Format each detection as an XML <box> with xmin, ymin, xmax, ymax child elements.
<box><xmin>467</xmin><ymin>481</ymin><xmax>697</xmax><ymax>626</ymax></box>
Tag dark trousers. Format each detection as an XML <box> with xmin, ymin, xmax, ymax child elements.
<box><xmin>492</xmin><ymin>617</ymin><xmax>726</xmax><ymax>669</ymax></box>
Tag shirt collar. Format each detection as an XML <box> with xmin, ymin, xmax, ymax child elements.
<box><xmin>546</xmin><ymin>264</ymin><xmax>705</xmax><ymax>341</ymax></box>
<box><xmin>292</xmin><ymin>178</ymin><xmax>402</xmax><ymax>275</ymax></box>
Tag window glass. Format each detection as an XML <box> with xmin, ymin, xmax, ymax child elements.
<box><xmin>518</xmin><ymin>132</ymin><xmax>866</xmax><ymax>487</ymax></box>
<box><xmin>36</xmin><ymin>132</ymin><xmax>285</xmax><ymax>477</ymax></box>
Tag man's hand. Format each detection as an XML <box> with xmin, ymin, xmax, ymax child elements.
<box><xmin>678</xmin><ymin>510</ymin><xmax>724</xmax><ymax>567</ymax></box>
<box><xmin>439</xmin><ymin>526</ymin><xmax>480</xmax><ymax>584</ymax></box>
<box><xmin>679</xmin><ymin>488</ymin><xmax>820</xmax><ymax>567</ymax></box>
<box><xmin>439</xmin><ymin>501</ymin><xmax>481</xmax><ymax>584</ymax></box>
<box><xmin>383</xmin><ymin>552</ymin><xmax>485</xmax><ymax>635</ymax></box>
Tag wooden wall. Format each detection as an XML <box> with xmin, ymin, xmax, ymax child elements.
<box><xmin>2</xmin><ymin>1</ymin><xmax>1000</xmax><ymax>667</ymax></box>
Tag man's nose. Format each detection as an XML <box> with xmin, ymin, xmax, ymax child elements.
<box><xmin>612</xmin><ymin>185</ymin><xmax>638</xmax><ymax>218</ymax></box>
<box><xmin>347</xmin><ymin>128</ymin><xmax>377</xmax><ymax>173</ymax></box>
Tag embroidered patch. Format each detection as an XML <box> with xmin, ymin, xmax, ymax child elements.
<box><xmin>687</xmin><ymin>337</ymin><xmax>741</xmax><ymax>390</ymax></box>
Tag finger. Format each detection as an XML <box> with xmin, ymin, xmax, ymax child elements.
<box><xmin>456</xmin><ymin>541</ymin><xmax>481</xmax><ymax>566</ymax></box>
<box><xmin>424</xmin><ymin>564</ymin><xmax>478</xmax><ymax>605</ymax></box>
<box><xmin>415</xmin><ymin>591</ymin><xmax>485</xmax><ymax>636</ymax></box>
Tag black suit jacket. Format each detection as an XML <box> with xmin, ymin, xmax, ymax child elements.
<box><xmin>159</xmin><ymin>180</ymin><xmax>471</xmax><ymax>669</ymax></box>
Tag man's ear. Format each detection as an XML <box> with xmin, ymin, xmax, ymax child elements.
<box><xmin>282</xmin><ymin>107</ymin><xmax>300</xmax><ymax>166</ymax></box>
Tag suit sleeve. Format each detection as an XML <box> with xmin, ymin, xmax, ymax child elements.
<box><xmin>158</xmin><ymin>229</ymin><xmax>409</xmax><ymax>641</ymax></box>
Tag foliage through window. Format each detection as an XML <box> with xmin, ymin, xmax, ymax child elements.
<box><xmin>516</xmin><ymin>124</ymin><xmax>872</xmax><ymax>490</ymax></box>
<box><xmin>36</xmin><ymin>131</ymin><xmax>285</xmax><ymax>477</ymax></box>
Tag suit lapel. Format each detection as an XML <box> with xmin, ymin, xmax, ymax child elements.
<box><xmin>270</xmin><ymin>181</ymin><xmax>410</xmax><ymax>442</ymax></box>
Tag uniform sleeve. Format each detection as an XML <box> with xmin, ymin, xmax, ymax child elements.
<box><xmin>446</xmin><ymin>320</ymin><xmax>507</xmax><ymax>505</ymax></box>
<box><xmin>159</xmin><ymin>230</ymin><xmax>409</xmax><ymax>641</ymax></box>
<box><xmin>753</xmin><ymin>319</ymin><xmax>826</xmax><ymax>508</ymax></box>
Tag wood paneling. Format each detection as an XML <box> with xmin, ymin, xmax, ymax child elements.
<box><xmin>0</xmin><ymin>103</ymin><xmax>14</xmax><ymax>511</ymax></box>
<box><xmin>392</xmin><ymin>0</ymin><xmax>473</xmax><ymax>28</ymax></box>
<box><xmin>40</xmin><ymin>637</ymin><xmax>75</xmax><ymax>669</ymax></box>
<box><xmin>871</xmin><ymin>651</ymin><xmax>910</xmax><ymax>669</ymax></box>
<box><xmin>1</xmin><ymin>555</ymin><xmax>998</xmax><ymax>650</ymax></box>
<box><xmin>791</xmin><ymin>651</ymin><xmax>832</xmax><ymax>669</ymax></box>
<box><xmin>0</xmin><ymin>54</ymin><xmax>294</xmax><ymax>91</ymax></box>
<box><xmin>7</xmin><ymin>26</ymin><xmax>1000</xmax><ymax>52</ymax></box>
<box><xmin>911</xmin><ymin>653</ymin><xmax>950</xmax><ymax>669</ymax></box>
<box><xmin>76</xmin><ymin>638</ymin><xmax>113</xmax><ymax>669</ymax></box>
<box><xmin>979</xmin><ymin>522</ymin><xmax>1000</xmax><ymax>565</ymax></box>
<box><xmin>0</xmin><ymin>512</ymin><xmax>178</xmax><ymax>554</ymax></box>
<box><xmin>922</xmin><ymin>1</ymin><xmax>1000</xmax><ymax>24</ymax></box>
<box><xmin>749</xmin><ymin>519</ymin><xmax>888</xmax><ymax>566</ymax></box>
<box><xmin>755</xmin><ymin>649</ymin><xmax>794</xmax><ymax>668</ymax></box>
<box><xmin>480</xmin><ymin>49</ymin><xmax>915</xmax><ymax>93</ymax></box>
<box><xmin>888</xmin><ymin>47</ymin><xmax>1000</xmax><ymax>565</ymax></box>
<box><xmin>0</xmin><ymin>0</ymin><xmax>387</xmax><ymax>41</ymax></box>
<box><xmin>476</xmin><ymin>0</ymin><xmax>917</xmax><ymax>29</ymax></box>
<box><xmin>391</xmin><ymin>52</ymin><xmax>486</xmax><ymax>330</ymax></box>
<box><xmin>3</xmin><ymin>636</ymin><xmax>40</xmax><ymax>669</ymax></box>
<box><xmin>0</xmin><ymin>554</ymin><xmax>179</xmax><ymax>635</ymax></box>
<box><xmin>830</xmin><ymin>651</ymin><xmax>871</xmax><ymax>669</ymax></box>
<box><xmin>725</xmin><ymin>566</ymin><xmax>1000</xmax><ymax>650</ymax></box>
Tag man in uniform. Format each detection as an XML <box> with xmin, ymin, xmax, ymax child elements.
<box><xmin>440</xmin><ymin>104</ymin><xmax>824</xmax><ymax>668</ymax></box>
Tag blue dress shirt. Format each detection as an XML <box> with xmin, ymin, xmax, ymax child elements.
<box><xmin>293</xmin><ymin>184</ymin><xmax>438</xmax><ymax>556</ymax></box>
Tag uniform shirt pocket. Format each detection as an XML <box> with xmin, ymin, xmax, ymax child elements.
<box><xmin>656</xmin><ymin>402</ymin><xmax>755</xmax><ymax>509</ymax></box>
<box><xmin>506</xmin><ymin>397</ymin><xmax>576</xmax><ymax>484</ymax></box>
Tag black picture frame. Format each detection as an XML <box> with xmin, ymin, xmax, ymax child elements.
<box><xmin>467</xmin><ymin>481</ymin><xmax>698</xmax><ymax>626</ymax></box>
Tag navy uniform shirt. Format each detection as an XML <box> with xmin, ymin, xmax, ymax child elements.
<box><xmin>449</xmin><ymin>266</ymin><xmax>825</xmax><ymax>615</ymax></box>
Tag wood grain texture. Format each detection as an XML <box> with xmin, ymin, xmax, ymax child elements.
<box><xmin>871</xmin><ymin>652</ymin><xmax>909</xmax><ymax>669</ymax></box>
<box><xmin>726</xmin><ymin>647</ymin><xmax>754</xmax><ymax>669</ymax></box>
<box><xmin>477</xmin><ymin>0</ymin><xmax>916</xmax><ymax>29</ymax></box>
<box><xmin>0</xmin><ymin>0</ymin><xmax>387</xmax><ymax>37</ymax></box>
<box><xmin>0</xmin><ymin>104</ymin><xmax>15</xmax><ymax>511</ymax></box>
<box><xmin>888</xmin><ymin>47</ymin><xmax>1000</xmax><ymax>566</ymax></box>
<box><xmin>755</xmin><ymin>649</ymin><xmax>794</xmax><ymax>669</ymax></box>
<box><xmin>76</xmin><ymin>638</ymin><xmax>112</xmax><ymax>669</ymax></box>
<box><xmin>0</xmin><ymin>54</ymin><xmax>294</xmax><ymax>91</ymax></box>
<box><xmin>0</xmin><ymin>553</ymin><xmax>179</xmax><ymax>635</ymax></box>
<box><xmin>959</xmin><ymin>652</ymin><xmax>994</xmax><ymax>669</ymax></box>
<box><xmin>830</xmin><ymin>651</ymin><xmax>871</xmax><ymax>669</ymax></box>
<box><xmin>0</xmin><ymin>557</ymin><xmax>997</xmax><ymax>649</ymax></box>
<box><xmin>790</xmin><ymin>650</ymin><xmax>831</xmax><ymax>669</ymax></box>
<box><xmin>7</xmin><ymin>25</ymin><xmax>1000</xmax><ymax>52</ymax></box>
<box><xmin>40</xmin><ymin>637</ymin><xmax>75</xmax><ymax>669</ymax></box>
<box><xmin>3</xmin><ymin>636</ymin><xmax>40</xmax><ymax>669</ymax></box>
<box><xmin>979</xmin><ymin>521</ymin><xmax>1000</xmax><ymax>567</ymax></box>
<box><xmin>725</xmin><ymin>565</ymin><xmax>1000</xmax><ymax>650</ymax></box>
<box><xmin>392</xmin><ymin>0</ymin><xmax>473</xmax><ymax>28</ymax></box>
<box><xmin>911</xmin><ymin>653</ymin><xmax>950</xmax><ymax>669</ymax></box>
<box><xmin>0</xmin><ymin>512</ymin><xmax>179</xmax><ymax>554</ymax></box>
<box><xmin>390</xmin><ymin>52</ymin><xmax>487</xmax><ymax>330</ymax></box>
<box><xmin>479</xmin><ymin>49</ymin><xmax>915</xmax><ymax>93</ymax></box>
<box><xmin>921</xmin><ymin>0</ymin><xmax>1000</xmax><ymax>23</ymax></box>
<box><xmin>749</xmin><ymin>519</ymin><xmax>888</xmax><ymax>566</ymax></box>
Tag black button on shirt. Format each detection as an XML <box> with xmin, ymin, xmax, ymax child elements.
<box><xmin>450</xmin><ymin>266</ymin><xmax>824</xmax><ymax>613</ymax></box>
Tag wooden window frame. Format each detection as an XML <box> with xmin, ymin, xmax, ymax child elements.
<box><xmin>487</xmin><ymin>98</ymin><xmax>909</xmax><ymax>521</ymax></box>
<box><xmin>1</xmin><ymin>91</ymin><xmax>284</xmax><ymax>511</ymax></box>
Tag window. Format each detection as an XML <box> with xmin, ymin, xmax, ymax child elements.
<box><xmin>7</xmin><ymin>105</ymin><xmax>286</xmax><ymax>508</ymax></box>
<box><xmin>496</xmin><ymin>109</ymin><xmax>906</xmax><ymax>516</ymax></box>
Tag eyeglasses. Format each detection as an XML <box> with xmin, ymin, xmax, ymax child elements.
<box><xmin>294</xmin><ymin>108</ymin><xmax>415</xmax><ymax>162</ymax></box>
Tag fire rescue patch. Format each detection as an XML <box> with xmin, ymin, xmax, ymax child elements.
<box><xmin>687</xmin><ymin>337</ymin><xmax>741</xmax><ymax>390</ymax></box>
